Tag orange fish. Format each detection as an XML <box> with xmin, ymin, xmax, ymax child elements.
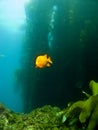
<box><xmin>35</xmin><ymin>54</ymin><xmax>53</xmax><ymax>68</ymax></box>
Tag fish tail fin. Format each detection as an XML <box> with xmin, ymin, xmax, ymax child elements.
<box><xmin>47</xmin><ymin>63</ymin><xmax>51</xmax><ymax>67</ymax></box>
<box><xmin>48</xmin><ymin>57</ymin><xmax>53</xmax><ymax>64</ymax></box>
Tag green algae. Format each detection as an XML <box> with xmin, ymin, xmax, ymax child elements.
<box><xmin>0</xmin><ymin>104</ymin><xmax>61</xmax><ymax>130</ymax></box>
<box><xmin>1</xmin><ymin>80</ymin><xmax>98</xmax><ymax>130</ymax></box>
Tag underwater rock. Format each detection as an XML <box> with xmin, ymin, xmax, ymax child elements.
<box><xmin>1</xmin><ymin>81</ymin><xmax>98</xmax><ymax>130</ymax></box>
<box><xmin>0</xmin><ymin>104</ymin><xmax>62</xmax><ymax>130</ymax></box>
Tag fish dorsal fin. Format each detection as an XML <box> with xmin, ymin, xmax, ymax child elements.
<box><xmin>44</xmin><ymin>54</ymin><xmax>47</xmax><ymax>57</ymax></box>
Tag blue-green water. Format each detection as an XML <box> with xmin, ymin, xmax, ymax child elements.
<box><xmin>0</xmin><ymin>0</ymin><xmax>98</xmax><ymax>113</ymax></box>
<box><xmin>0</xmin><ymin>28</ymin><xmax>23</xmax><ymax>112</ymax></box>
<box><xmin>0</xmin><ymin>0</ymin><xmax>25</xmax><ymax>112</ymax></box>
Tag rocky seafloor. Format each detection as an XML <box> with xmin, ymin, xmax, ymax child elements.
<box><xmin>0</xmin><ymin>80</ymin><xmax>98</xmax><ymax>130</ymax></box>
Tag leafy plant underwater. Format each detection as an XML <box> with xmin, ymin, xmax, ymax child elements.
<box><xmin>57</xmin><ymin>80</ymin><xmax>98</xmax><ymax>130</ymax></box>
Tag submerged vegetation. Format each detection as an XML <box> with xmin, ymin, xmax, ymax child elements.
<box><xmin>1</xmin><ymin>80</ymin><xmax>98</xmax><ymax>129</ymax></box>
<box><xmin>57</xmin><ymin>80</ymin><xmax>98</xmax><ymax>130</ymax></box>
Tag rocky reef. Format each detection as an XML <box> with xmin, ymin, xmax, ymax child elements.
<box><xmin>0</xmin><ymin>80</ymin><xmax>98</xmax><ymax>130</ymax></box>
<box><xmin>0</xmin><ymin>104</ymin><xmax>61</xmax><ymax>130</ymax></box>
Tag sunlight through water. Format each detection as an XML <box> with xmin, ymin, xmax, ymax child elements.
<box><xmin>0</xmin><ymin>0</ymin><xmax>31</xmax><ymax>112</ymax></box>
<box><xmin>0</xmin><ymin>0</ymin><xmax>30</xmax><ymax>31</ymax></box>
